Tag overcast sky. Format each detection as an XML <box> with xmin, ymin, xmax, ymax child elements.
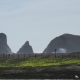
<box><xmin>0</xmin><ymin>0</ymin><xmax>80</xmax><ymax>53</ymax></box>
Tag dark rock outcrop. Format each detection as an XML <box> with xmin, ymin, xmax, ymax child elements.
<box><xmin>43</xmin><ymin>33</ymin><xmax>80</xmax><ymax>53</ymax></box>
<box><xmin>0</xmin><ymin>33</ymin><xmax>12</xmax><ymax>54</ymax></box>
<box><xmin>17</xmin><ymin>41</ymin><xmax>34</xmax><ymax>54</ymax></box>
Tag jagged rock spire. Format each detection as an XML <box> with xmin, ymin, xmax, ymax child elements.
<box><xmin>17</xmin><ymin>41</ymin><xmax>34</xmax><ymax>54</ymax></box>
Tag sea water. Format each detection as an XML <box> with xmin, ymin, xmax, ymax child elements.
<box><xmin>0</xmin><ymin>79</ymin><xmax>77</xmax><ymax>80</ymax></box>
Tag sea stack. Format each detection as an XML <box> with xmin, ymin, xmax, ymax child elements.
<box><xmin>0</xmin><ymin>33</ymin><xmax>12</xmax><ymax>54</ymax></box>
<box><xmin>17</xmin><ymin>41</ymin><xmax>34</xmax><ymax>54</ymax></box>
<box><xmin>43</xmin><ymin>33</ymin><xmax>80</xmax><ymax>53</ymax></box>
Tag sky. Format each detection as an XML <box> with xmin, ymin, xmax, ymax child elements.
<box><xmin>0</xmin><ymin>0</ymin><xmax>80</xmax><ymax>53</ymax></box>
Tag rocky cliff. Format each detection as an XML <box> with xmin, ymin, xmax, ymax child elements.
<box><xmin>17</xmin><ymin>41</ymin><xmax>34</xmax><ymax>54</ymax></box>
<box><xmin>43</xmin><ymin>33</ymin><xmax>80</xmax><ymax>53</ymax></box>
<box><xmin>0</xmin><ymin>33</ymin><xmax>12</xmax><ymax>54</ymax></box>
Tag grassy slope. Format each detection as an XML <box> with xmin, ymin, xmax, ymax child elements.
<box><xmin>0</xmin><ymin>58</ymin><xmax>80</xmax><ymax>67</ymax></box>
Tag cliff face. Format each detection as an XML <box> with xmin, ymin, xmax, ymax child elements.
<box><xmin>17</xmin><ymin>41</ymin><xmax>34</xmax><ymax>54</ymax></box>
<box><xmin>0</xmin><ymin>33</ymin><xmax>12</xmax><ymax>54</ymax></box>
<box><xmin>43</xmin><ymin>33</ymin><xmax>80</xmax><ymax>53</ymax></box>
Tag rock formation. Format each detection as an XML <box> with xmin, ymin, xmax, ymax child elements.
<box><xmin>0</xmin><ymin>33</ymin><xmax>12</xmax><ymax>54</ymax></box>
<box><xmin>43</xmin><ymin>33</ymin><xmax>80</xmax><ymax>53</ymax></box>
<box><xmin>17</xmin><ymin>41</ymin><xmax>34</xmax><ymax>54</ymax></box>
